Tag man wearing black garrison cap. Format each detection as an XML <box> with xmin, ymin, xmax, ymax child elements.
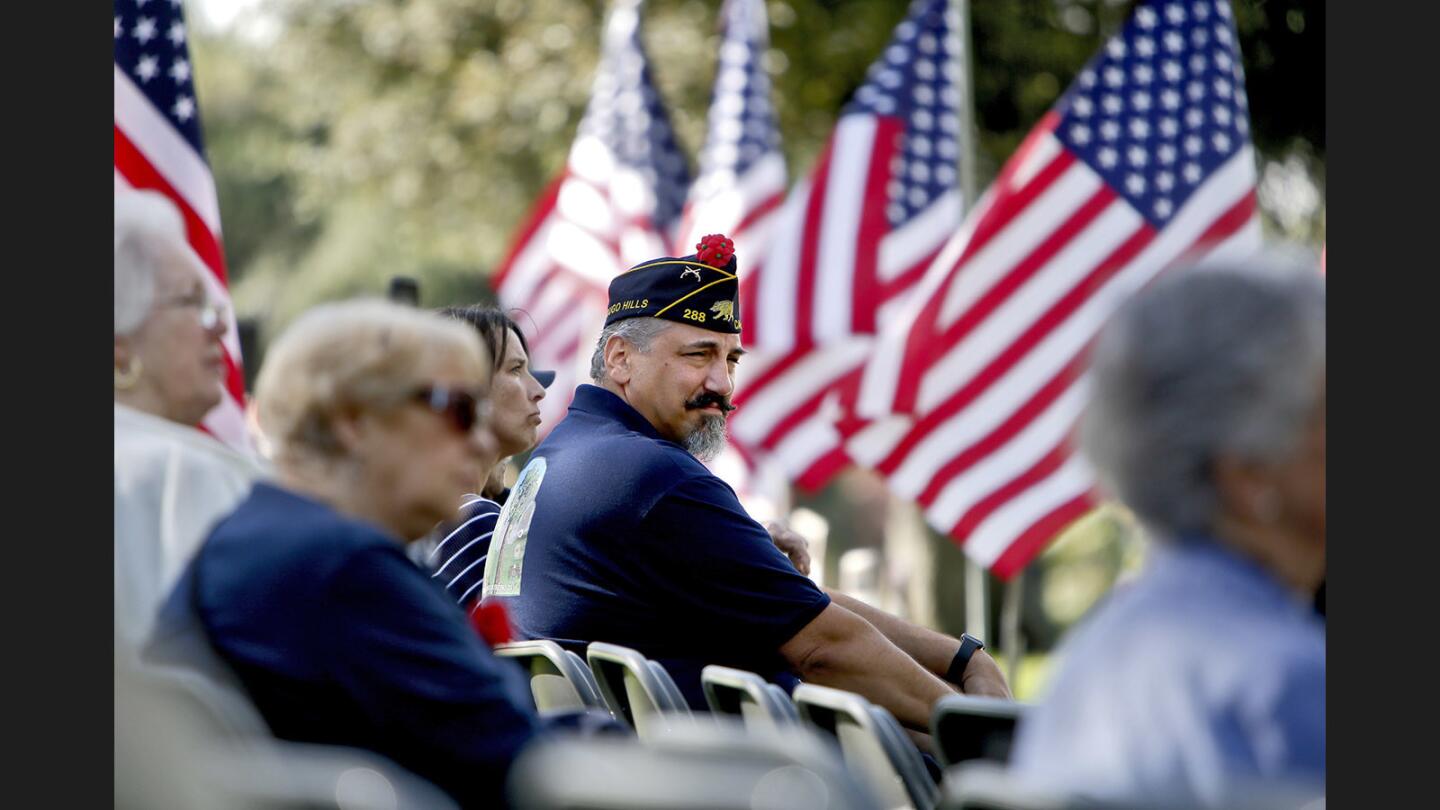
<box><xmin>479</xmin><ymin>235</ymin><xmax>1010</xmax><ymax>731</ymax></box>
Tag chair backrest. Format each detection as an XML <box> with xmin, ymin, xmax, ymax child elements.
<box><xmin>702</xmin><ymin>665</ymin><xmax>799</xmax><ymax>732</ymax></box>
<box><xmin>493</xmin><ymin>640</ymin><xmax>607</xmax><ymax>715</ymax></box>
<box><xmin>507</xmin><ymin>715</ymin><xmax>884</xmax><ymax>810</ymax></box>
<box><xmin>585</xmin><ymin>641</ymin><xmax>686</xmax><ymax>738</ymax></box>
<box><xmin>929</xmin><ymin>695</ymin><xmax>1028</xmax><ymax>768</ymax></box>
<box><xmin>132</xmin><ymin>666</ymin><xmax>459</xmax><ymax>809</ymax></box>
<box><xmin>794</xmin><ymin>683</ymin><xmax>939</xmax><ymax>810</ymax></box>
<box><xmin>647</xmin><ymin>660</ymin><xmax>694</xmax><ymax>714</ymax></box>
<box><xmin>139</xmin><ymin>663</ymin><xmax>273</xmax><ymax>744</ymax></box>
<box><xmin>766</xmin><ymin>684</ymin><xmax>802</xmax><ymax>721</ymax></box>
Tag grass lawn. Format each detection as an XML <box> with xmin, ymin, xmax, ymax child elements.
<box><xmin>988</xmin><ymin>652</ymin><xmax>1056</xmax><ymax>703</ymax></box>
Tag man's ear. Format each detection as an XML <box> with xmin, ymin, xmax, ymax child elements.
<box><xmin>604</xmin><ymin>335</ymin><xmax>632</xmax><ymax>386</ymax></box>
<box><xmin>1213</xmin><ymin>455</ymin><xmax>1280</xmax><ymax>525</ymax></box>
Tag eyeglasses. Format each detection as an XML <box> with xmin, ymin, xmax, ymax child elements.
<box><xmin>158</xmin><ymin>291</ymin><xmax>227</xmax><ymax>331</ymax></box>
<box><xmin>412</xmin><ymin>385</ymin><xmax>492</xmax><ymax>435</ymax></box>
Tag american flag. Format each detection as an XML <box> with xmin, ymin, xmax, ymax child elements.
<box><xmin>665</xmin><ymin>0</ymin><xmax>791</xmax><ymax>512</ymax></box>
<box><xmin>839</xmin><ymin>0</ymin><xmax>1262</xmax><ymax>577</ymax></box>
<box><xmin>727</xmin><ymin>0</ymin><xmax>968</xmax><ymax>487</ymax></box>
<box><xmin>493</xmin><ymin>0</ymin><xmax>690</xmax><ymax>433</ymax></box>
<box><xmin>114</xmin><ymin>0</ymin><xmax>250</xmax><ymax>453</ymax></box>
<box><xmin>674</xmin><ymin>0</ymin><xmax>787</xmax><ymax>260</ymax></box>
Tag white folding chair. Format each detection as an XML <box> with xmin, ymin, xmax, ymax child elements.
<box><xmin>701</xmin><ymin>664</ymin><xmax>800</xmax><ymax>732</ymax></box>
<box><xmin>134</xmin><ymin>665</ymin><xmax>458</xmax><ymax>809</ymax></box>
<box><xmin>585</xmin><ymin>641</ymin><xmax>692</xmax><ymax>738</ymax></box>
<box><xmin>493</xmin><ymin>639</ymin><xmax>607</xmax><ymax>715</ymax></box>
<box><xmin>507</xmin><ymin>715</ymin><xmax>883</xmax><ymax>810</ymax></box>
<box><xmin>937</xmin><ymin>760</ymin><xmax>1068</xmax><ymax>810</ymax></box>
<box><xmin>929</xmin><ymin>694</ymin><xmax>1029</xmax><ymax>768</ymax></box>
<box><xmin>794</xmin><ymin>683</ymin><xmax>939</xmax><ymax>810</ymax></box>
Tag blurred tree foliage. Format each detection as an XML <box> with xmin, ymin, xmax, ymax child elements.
<box><xmin>191</xmin><ymin>0</ymin><xmax>1323</xmax><ymax>345</ymax></box>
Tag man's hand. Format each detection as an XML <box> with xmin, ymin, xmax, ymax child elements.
<box><xmin>766</xmin><ymin>521</ymin><xmax>811</xmax><ymax>576</ymax></box>
<box><xmin>959</xmin><ymin>649</ymin><xmax>1012</xmax><ymax>699</ymax></box>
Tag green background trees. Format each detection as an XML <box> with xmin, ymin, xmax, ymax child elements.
<box><xmin>191</xmin><ymin>0</ymin><xmax>1323</xmax><ymax>342</ymax></box>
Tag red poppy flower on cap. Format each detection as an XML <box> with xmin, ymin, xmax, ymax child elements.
<box><xmin>695</xmin><ymin>234</ymin><xmax>735</xmax><ymax>268</ymax></box>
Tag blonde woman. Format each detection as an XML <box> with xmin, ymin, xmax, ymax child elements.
<box><xmin>150</xmin><ymin>299</ymin><xmax>539</xmax><ymax>808</ymax></box>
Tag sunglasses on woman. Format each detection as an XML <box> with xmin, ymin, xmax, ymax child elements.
<box><xmin>412</xmin><ymin>385</ymin><xmax>492</xmax><ymax>435</ymax></box>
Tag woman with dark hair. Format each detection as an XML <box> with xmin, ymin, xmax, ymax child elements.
<box><xmin>423</xmin><ymin>305</ymin><xmax>553</xmax><ymax>610</ymax></box>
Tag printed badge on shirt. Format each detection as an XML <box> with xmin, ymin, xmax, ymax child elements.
<box><xmin>481</xmin><ymin>457</ymin><xmax>545</xmax><ymax>597</ymax></box>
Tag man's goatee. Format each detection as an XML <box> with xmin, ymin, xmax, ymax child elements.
<box><xmin>683</xmin><ymin>413</ymin><xmax>728</xmax><ymax>462</ymax></box>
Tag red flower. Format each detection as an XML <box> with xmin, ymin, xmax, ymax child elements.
<box><xmin>695</xmin><ymin>234</ymin><xmax>735</xmax><ymax>268</ymax></box>
<box><xmin>470</xmin><ymin>599</ymin><xmax>514</xmax><ymax>646</ymax></box>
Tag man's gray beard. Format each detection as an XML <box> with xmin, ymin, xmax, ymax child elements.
<box><xmin>682</xmin><ymin>413</ymin><xmax>728</xmax><ymax>462</ymax></box>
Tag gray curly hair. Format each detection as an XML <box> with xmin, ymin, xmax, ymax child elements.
<box><xmin>589</xmin><ymin>316</ymin><xmax>673</xmax><ymax>384</ymax></box>
<box><xmin>1079</xmin><ymin>251</ymin><xmax>1325</xmax><ymax>536</ymax></box>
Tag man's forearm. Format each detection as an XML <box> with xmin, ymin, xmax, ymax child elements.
<box><xmin>826</xmin><ymin>589</ymin><xmax>1012</xmax><ymax>699</ymax></box>
<box><xmin>826</xmin><ymin>589</ymin><xmax>959</xmax><ymax>676</ymax></box>
<box><xmin>788</xmin><ymin>605</ymin><xmax>956</xmax><ymax>730</ymax></box>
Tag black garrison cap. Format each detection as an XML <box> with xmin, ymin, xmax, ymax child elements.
<box><xmin>604</xmin><ymin>234</ymin><xmax>742</xmax><ymax>334</ymax></box>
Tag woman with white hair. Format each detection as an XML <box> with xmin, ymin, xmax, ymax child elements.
<box><xmin>114</xmin><ymin>189</ymin><xmax>266</xmax><ymax>648</ymax></box>
<box><xmin>1009</xmin><ymin>255</ymin><xmax>1326</xmax><ymax>806</ymax></box>
<box><xmin>150</xmin><ymin>299</ymin><xmax>540</xmax><ymax>808</ymax></box>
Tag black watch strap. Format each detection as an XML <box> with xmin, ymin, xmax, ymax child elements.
<box><xmin>945</xmin><ymin>633</ymin><xmax>985</xmax><ymax>685</ymax></box>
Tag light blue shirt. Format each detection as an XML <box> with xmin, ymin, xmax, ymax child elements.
<box><xmin>1010</xmin><ymin>539</ymin><xmax>1324</xmax><ymax>806</ymax></box>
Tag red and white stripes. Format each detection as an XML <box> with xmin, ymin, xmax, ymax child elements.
<box><xmin>841</xmin><ymin>124</ymin><xmax>1260</xmax><ymax>575</ymax></box>
<box><xmin>114</xmin><ymin>66</ymin><xmax>251</xmax><ymax>454</ymax></box>
<box><xmin>731</xmin><ymin>116</ymin><xmax>964</xmax><ymax>489</ymax></box>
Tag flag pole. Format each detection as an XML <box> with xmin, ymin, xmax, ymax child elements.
<box><xmin>1000</xmin><ymin>568</ymin><xmax>1026</xmax><ymax>689</ymax></box>
<box><xmin>952</xmin><ymin>0</ymin><xmax>980</xmax><ymax>213</ymax></box>
<box><xmin>949</xmin><ymin>0</ymin><xmax>990</xmax><ymax>645</ymax></box>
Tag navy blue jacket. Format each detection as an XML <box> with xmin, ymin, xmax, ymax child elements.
<box><xmin>150</xmin><ymin>483</ymin><xmax>540</xmax><ymax>808</ymax></box>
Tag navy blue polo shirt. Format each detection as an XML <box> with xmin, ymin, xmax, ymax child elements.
<box><xmin>150</xmin><ymin>483</ymin><xmax>540</xmax><ymax>808</ymax></box>
<box><xmin>483</xmin><ymin>384</ymin><xmax>831</xmax><ymax>709</ymax></box>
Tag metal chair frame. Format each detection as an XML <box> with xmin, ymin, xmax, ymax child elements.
<box><xmin>928</xmin><ymin>694</ymin><xmax>1028</xmax><ymax>768</ymax></box>
<box><xmin>794</xmin><ymin>682</ymin><xmax>939</xmax><ymax>810</ymax></box>
<box><xmin>492</xmin><ymin>639</ymin><xmax>607</xmax><ymax>715</ymax></box>
<box><xmin>701</xmin><ymin>664</ymin><xmax>800</xmax><ymax>731</ymax></box>
<box><xmin>584</xmin><ymin>641</ymin><xmax>691</xmax><ymax>737</ymax></box>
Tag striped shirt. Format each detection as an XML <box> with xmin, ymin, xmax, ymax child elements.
<box><xmin>428</xmin><ymin>494</ymin><xmax>502</xmax><ymax>609</ymax></box>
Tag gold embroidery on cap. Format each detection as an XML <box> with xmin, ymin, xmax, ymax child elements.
<box><xmin>710</xmin><ymin>300</ymin><xmax>735</xmax><ymax>322</ymax></box>
<box><xmin>653</xmin><ymin>278</ymin><xmax>734</xmax><ymax>318</ymax></box>
<box><xmin>622</xmin><ymin>260</ymin><xmax>735</xmax><ymax>280</ymax></box>
<box><xmin>607</xmin><ymin>298</ymin><xmax>650</xmax><ymax>315</ymax></box>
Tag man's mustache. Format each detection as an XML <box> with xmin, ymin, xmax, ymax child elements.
<box><xmin>685</xmin><ymin>392</ymin><xmax>736</xmax><ymax>413</ymax></box>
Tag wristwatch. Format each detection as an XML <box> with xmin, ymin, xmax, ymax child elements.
<box><xmin>944</xmin><ymin>633</ymin><xmax>986</xmax><ymax>685</ymax></box>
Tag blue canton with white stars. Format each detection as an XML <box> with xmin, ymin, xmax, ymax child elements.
<box><xmin>578</xmin><ymin>7</ymin><xmax>692</xmax><ymax>235</ymax></box>
<box><xmin>115</xmin><ymin>0</ymin><xmax>208</xmax><ymax>156</ymax></box>
<box><xmin>844</xmin><ymin>0</ymin><xmax>965</xmax><ymax>229</ymax></box>
<box><xmin>1055</xmin><ymin>0</ymin><xmax>1250</xmax><ymax>228</ymax></box>
<box><xmin>693</xmin><ymin>0</ymin><xmax>782</xmax><ymax>191</ymax></box>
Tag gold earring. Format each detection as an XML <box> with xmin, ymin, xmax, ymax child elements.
<box><xmin>114</xmin><ymin>357</ymin><xmax>143</xmax><ymax>390</ymax></box>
